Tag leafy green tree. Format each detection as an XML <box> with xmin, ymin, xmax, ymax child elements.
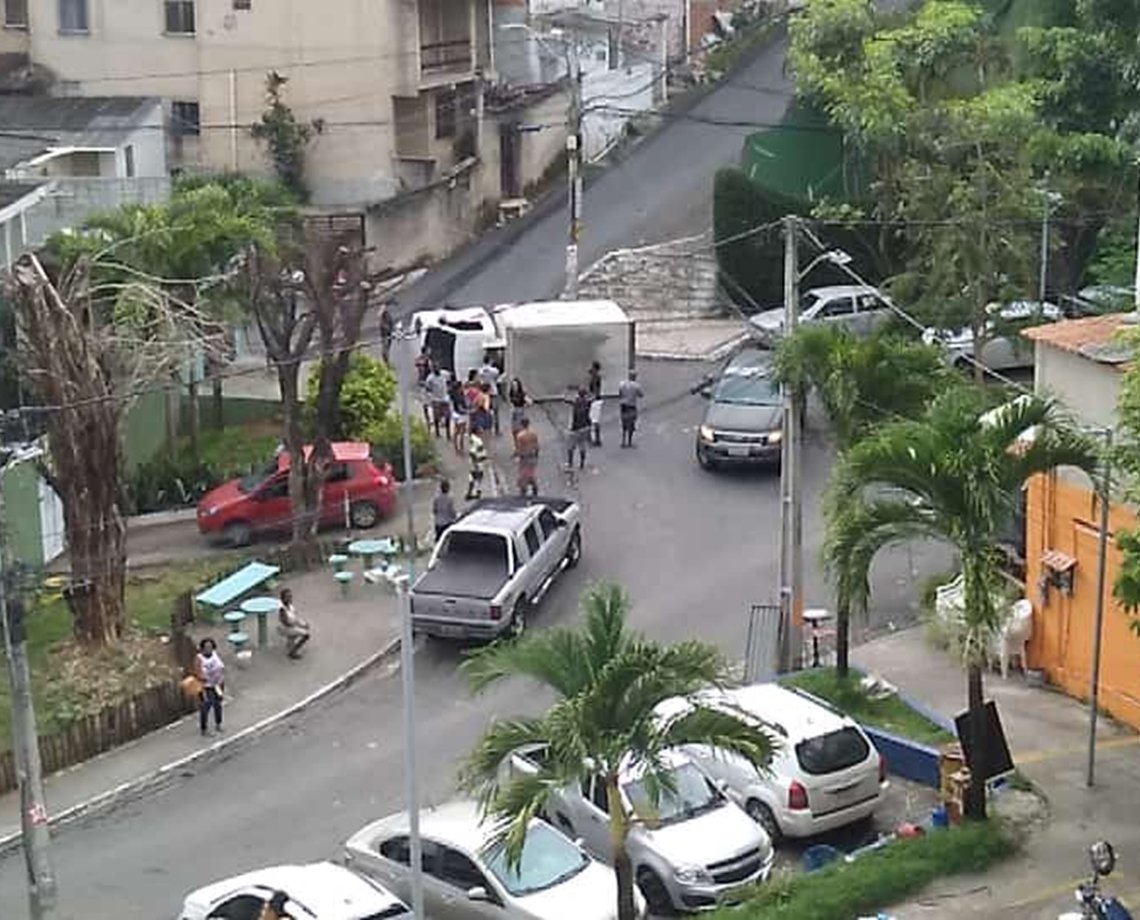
<box><xmin>712</xmin><ymin>167</ymin><xmax>787</xmax><ymax>308</ymax></box>
<box><xmin>460</xmin><ymin>583</ymin><xmax>776</xmax><ymax>920</ymax></box>
<box><xmin>306</xmin><ymin>352</ymin><xmax>396</xmax><ymax>441</ymax></box>
<box><xmin>251</xmin><ymin>71</ymin><xmax>324</xmax><ymax>202</ymax></box>
<box><xmin>829</xmin><ymin>390</ymin><xmax>1096</xmax><ymax>817</ymax></box>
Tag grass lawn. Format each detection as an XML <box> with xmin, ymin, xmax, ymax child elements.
<box><xmin>783</xmin><ymin>668</ymin><xmax>955</xmax><ymax>746</ymax></box>
<box><xmin>0</xmin><ymin>555</ymin><xmax>245</xmax><ymax>748</ymax></box>
<box><xmin>716</xmin><ymin>819</ymin><xmax>1014</xmax><ymax>920</ymax></box>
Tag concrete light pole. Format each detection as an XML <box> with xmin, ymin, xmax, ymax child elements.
<box><xmin>0</xmin><ymin>446</ymin><xmax>57</xmax><ymax>920</ymax></box>
<box><xmin>777</xmin><ymin>215</ymin><xmax>801</xmax><ymax>672</ymax></box>
<box><xmin>1086</xmin><ymin>426</ymin><xmax>1113</xmax><ymax>788</ymax></box>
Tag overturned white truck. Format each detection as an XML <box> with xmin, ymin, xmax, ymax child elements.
<box><xmin>412</xmin><ymin>299</ymin><xmax>635</xmax><ymax>399</ymax></box>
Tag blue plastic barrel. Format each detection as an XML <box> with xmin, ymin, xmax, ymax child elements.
<box><xmin>803</xmin><ymin>844</ymin><xmax>842</xmax><ymax>872</ymax></box>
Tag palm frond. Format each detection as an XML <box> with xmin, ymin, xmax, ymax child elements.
<box><xmin>459</xmin><ymin>716</ymin><xmax>555</xmax><ymax>796</ymax></box>
<box><xmin>655</xmin><ymin>704</ymin><xmax>778</xmax><ymax>773</ymax></box>
<box><xmin>460</xmin><ymin>627</ymin><xmax>591</xmax><ymax>698</ymax></box>
<box><xmin>480</xmin><ymin>770</ymin><xmax>558</xmax><ymax>870</ymax></box>
<box><xmin>580</xmin><ymin>582</ymin><xmax>636</xmax><ymax>674</ymax></box>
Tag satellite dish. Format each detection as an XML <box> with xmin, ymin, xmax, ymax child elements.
<box><xmin>1078</xmin><ymin>342</ymin><xmax>1133</xmax><ymax>365</ymax></box>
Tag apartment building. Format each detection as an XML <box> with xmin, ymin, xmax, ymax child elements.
<box><xmin>0</xmin><ymin>0</ymin><xmax>520</xmax><ymax>265</ymax></box>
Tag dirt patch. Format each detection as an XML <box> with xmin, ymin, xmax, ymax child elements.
<box><xmin>35</xmin><ymin>632</ymin><xmax>182</xmax><ymax>733</ymax></box>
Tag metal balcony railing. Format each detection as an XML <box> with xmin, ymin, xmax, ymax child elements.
<box><xmin>420</xmin><ymin>39</ymin><xmax>473</xmax><ymax>75</ymax></box>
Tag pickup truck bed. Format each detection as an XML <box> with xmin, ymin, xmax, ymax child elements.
<box><xmin>412</xmin><ymin>556</ymin><xmax>507</xmax><ymax>601</ymax></box>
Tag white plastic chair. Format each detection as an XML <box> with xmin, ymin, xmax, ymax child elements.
<box><xmin>934</xmin><ymin>573</ymin><xmax>966</xmax><ymax>630</ymax></box>
<box><xmin>997</xmin><ymin>598</ymin><xmax>1034</xmax><ymax>679</ymax></box>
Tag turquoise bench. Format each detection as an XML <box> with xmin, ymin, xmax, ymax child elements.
<box><xmin>196</xmin><ymin>562</ymin><xmax>281</xmax><ymax>612</ymax></box>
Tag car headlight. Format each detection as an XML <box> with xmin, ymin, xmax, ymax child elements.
<box><xmin>766</xmin><ymin>430</ymin><xmax>783</xmax><ymax>445</ymax></box>
<box><xmin>674</xmin><ymin>863</ymin><xmax>713</xmax><ymax>885</ymax></box>
<box><xmin>699</xmin><ymin>425</ymin><xmax>715</xmax><ymax>443</ymax></box>
<box><xmin>202</xmin><ymin>506</ymin><xmax>219</xmax><ymax>517</ymax></box>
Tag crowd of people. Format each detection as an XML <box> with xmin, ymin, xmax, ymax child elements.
<box><xmin>422</xmin><ymin>351</ymin><xmax>645</xmax><ymax>524</ymax></box>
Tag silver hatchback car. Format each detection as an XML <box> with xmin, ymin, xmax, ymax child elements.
<box><xmin>345</xmin><ymin>799</ymin><xmax>641</xmax><ymax>920</ymax></box>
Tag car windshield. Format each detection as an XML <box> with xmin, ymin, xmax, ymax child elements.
<box><xmin>623</xmin><ymin>762</ymin><xmax>721</xmax><ymax>825</ymax></box>
<box><xmin>712</xmin><ymin>369</ymin><xmax>780</xmax><ymax>406</ymax></box>
<box><xmin>483</xmin><ymin>821</ymin><xmax>590</xmax><ymax>897</ymax></box>
<box><xmin>237</xmin><ymin>459</ymin><xmax>278</xmax><ymax>494</ymax></box>
<box><xmin>800</xmin><ymin>292</ymin><xmax>823</xmax><ymax>316</ymax></box>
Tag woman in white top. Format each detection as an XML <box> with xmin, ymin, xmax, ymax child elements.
<box><xmin>278</xmin><ymin>588</ymin><xmax>311</xmax><ymax>660</ymax></box>
<box><xmin>194</xmin><ymin>638</ymin><xmax>225</xmax><ymax>736</ymax></box>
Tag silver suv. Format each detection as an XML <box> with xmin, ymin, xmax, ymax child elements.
<box><xmin>508</xmin><ymin>746</ymin><xmax>773</xmax><ymax>914</ymax></box>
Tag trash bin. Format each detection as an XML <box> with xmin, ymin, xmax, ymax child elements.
<box><xmin>803</xmin><ymin>844</ymin><xmax>842</xmax><ymax>872</ymax></box>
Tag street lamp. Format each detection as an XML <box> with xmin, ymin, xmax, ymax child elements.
<box><xmin>772</xmin><ymin>227</ymin><xmax>853</xmax><ymax>674</ymax></box>
<box><xmin>498</xmin><ymin>22</ymin><xmax>584</xmax><ymax>298</ymax></box>
<box><xmin>363</xmin><ymin>325</ymin><xmax>425</xmax><ymax>920</ymax></box>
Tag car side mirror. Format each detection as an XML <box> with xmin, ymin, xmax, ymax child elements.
<box><xmin>555</xmin><ymin>517</ymin><xmax>568</xmax><ymax>528</ymax></box>
<box><xmin>467</xmin><ymin>885</ymin><xmax>492</xmax><ymax>903</ymax></box>
<box><xmin>573</xmin><ymin>837</ymin><xmax>586</xmax><ymax>849</ymax></box>
<box><xmin>691</xmin><ymin>375</ymin><xmax>714</xmax><ymax>398</ymax></box>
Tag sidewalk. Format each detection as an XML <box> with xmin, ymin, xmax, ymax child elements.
<box><xmin>1</xmin><ymin>462</ymin><xmax>456</xmax><ymax>849</ymax></box>
<box><xmin>851</xmin><ymin>629</ymin><xmax>1140</xmax><ymax>919</ymax></box>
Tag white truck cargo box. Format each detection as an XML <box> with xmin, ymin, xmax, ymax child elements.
<box><xmin>497</xmin><ymin>300</ymin><xmax>635</xmax><ymax>400</ymax></box>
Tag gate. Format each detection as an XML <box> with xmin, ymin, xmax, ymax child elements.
<box><xmin>744</xmin><ymin>604</ymin><xmax>781</xmax><ymax>683</ymax></box>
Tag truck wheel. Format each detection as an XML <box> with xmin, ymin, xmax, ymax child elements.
<box><xmin>224</xmin><ymin>520</ymin><xmax>252</xmax><ymax>548</ymax></box>
<box><xmin>565</xmin><ymin>529</ymin><xmax>582</xmax><ymax>568</ymax></box>
<box><xmin>637</xmin><ymin>867</ymin><xmax>674</xmax><ymax>916</ymax></box>
<box><xmin>746</xmin><ymin>799</ymin><xmax>782</xmax><ymax>845</ymax></box>
<box><xmin>509</xmin><ymin>599</ymin><xmax>528</xmax><ymax>638</ymax></box>
<box><xmin>349</xmin><ymin>501</ymin><xmax>379</xmax><ymax>528</ymax></box>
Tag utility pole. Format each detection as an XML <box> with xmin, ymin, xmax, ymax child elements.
<box><xmin>564</xmin><ymin>47</ymin><xmax>583</xmax><ymax>299</ymax></box>
<box><xmin>0</xmin><ymin>472</ymin><xmax>58</xmax><ymax>920</ymax></box>
<box><xmin>1086</xmin><ymin>426</ymin><xmax>1113</xmax><ymax>788</ymax></box>
<box><xmin>1038</xmin><ymin>178</ymin><xmax>1050</xmax><ymax>306</ymax></box>
<box><xmin>778</xmin><ymin>215</ymin><xmax>803</xmax><ymax>671</ymax></box>
<box><xmin>394</xmin><ymin>326</ymin><xmax>425</xmax><ymax>920</ymax></box>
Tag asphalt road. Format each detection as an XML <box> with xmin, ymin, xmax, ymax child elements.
<box><xmin>0</xmin><ymin>361</ymin><xmax>947</xmax><ymax>918</ymax></box>
<box><xmin>391</xmin><ymin>35</ymin><xmax>792</xmax><ymax>314</ymax></box>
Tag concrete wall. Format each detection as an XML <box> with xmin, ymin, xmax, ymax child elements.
<box><xmin>1</xmin><ymin>456</ymin><xmax>44</xmax><ymax>568</ymax></box>
<box><xmin>1034</xmin><ymin>345</ymin><xmax>1122</xmax><ymax>434</ymax></box>
<box><xmin>22</xmin><ymin>176</ymin><xmax>172</xmax><ymax>248</ymax></box>
<box><xmin>1025</xmin><ymin>473</ymin><xmax>1140</xmax><ymax>730</ymax></box>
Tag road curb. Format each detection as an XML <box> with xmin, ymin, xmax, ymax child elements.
<box><xmin>638</xmin><ymin>330</ymin><xmax>752</xmax><ymax>363</ymax></box>
<box><xmin>0</xmin><ymin>635</ymin><xmax>403</xmax><ymax>858</ymax></box>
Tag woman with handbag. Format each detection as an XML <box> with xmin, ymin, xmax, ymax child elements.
<box><xmin>194</xmin><ymin>638</ymin><xmax>225</xmax><ymax>737</ymax></box>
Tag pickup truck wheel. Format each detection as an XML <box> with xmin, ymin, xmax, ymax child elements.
<box><xmin>509</xmin><ymin>599</ymin><xmax>527</xmax><ymax>638</ymax></box>
<box><xmin>637</xmin><ymin>867</ymin><xmax>674</xmax><ymax>916</ymax></box>
<box><xmin>564</xmin><ymin>528</ymin><xmax>582</xmax><ymax>568</ymax></box>
<box><xmin>223</xmin><ymin>520</ymin><xmax>252</xmax><ymax>548</ymax></box>
<box><xmin>746</xmin><ymin>799</ymin><xmax>782</xmax><ymax>845</ymax></box>
<box><xmin>349</xmin><ymin>501</ymin><xmax>379</xmax><ymax>529</ymax></box>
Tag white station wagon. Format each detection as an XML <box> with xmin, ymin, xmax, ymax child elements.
<box><xmin>656</xmin><ymin>683</ymin><xmax>887</xmax><ymax>844</ymax></box>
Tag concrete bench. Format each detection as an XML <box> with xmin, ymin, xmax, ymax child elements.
<box><xmin>195</xmin><ymin>562</ymin><xmax>281</xmax><ymax>611</ymax></box>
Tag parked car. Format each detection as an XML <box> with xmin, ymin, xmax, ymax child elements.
<box><xmin>655</xmin><ymin>683</ymin><xmax>887</xmax><ymax>844</ymax></box>
<box><xmin>344</xmin><ymin>799</ymin><xmax>642</xmax><ymax>920</ymax></box>
<box><xmin>694</xmin><ymin>348</ymin><xmax>782</xmax><ymax>471</ymax></box>
<box><xmin>921</xmin><ymin>300</ymin><xmax>1063</xmax><ymax>372</ymax></box>
<box><xmin>197</xmin><ymin>441</ymin><xmax>397</xmax><ymax>547</ymax></box>
<box><xmin>178</xmin><ymin>861</ymin><xmax>411</xmax><ymax>920</ymax></box>
<box><xmin>410</xmin><ymin>496</ymin><xmax>582</xmax><ymax>641</ymax></box>
<box><xmin>748</xmin><ymin>285</ymin><xmax>894</xmax><ymax>346</ymax></box>
<box><xmin>508</xmin><ymin>746</ymin><xmax>773</xmax><ymax>914</ymax></box>
<box><xmin>1059</xmin><ymin>285</ymin><xmax>1134</xmax><ymax>317</ymax></box>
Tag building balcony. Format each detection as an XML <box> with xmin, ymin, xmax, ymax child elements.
<box><xmin>421</xmin><ymin>39</ymin><xmax>474</xmax><ymax>78</ymax></box>
<box><xmin>418</xmin><ymin>0</ymin><xmax>491</xmax><ymax>87</ymax></box>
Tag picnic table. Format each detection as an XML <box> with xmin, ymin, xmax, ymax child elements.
<box><xmin>195</xmin><ymin>561</ymin><xmax>280</xmax><ymax>610</ymax></box>
<box><xmin>347</xmin><ymin>537</ymin><xmax>398</xmax><ymax>570</ymax></box>
<box><xmin>240</xmin><ymin>596</ymin><xmax>281</xmax><ymax>649</ymax></box>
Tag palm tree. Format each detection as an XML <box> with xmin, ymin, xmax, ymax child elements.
<box><xmin>459</xmin><ymin>583</ymin><xmax>776</xmax><ymax>920</ymax></box>
<box><xmin>827</xmin><ymin>389</ymin><xmax>1097</xmax><ymax>818</ymax></box>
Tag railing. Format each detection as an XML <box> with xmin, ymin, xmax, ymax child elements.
<box><xmin>420</xmin><ymin>39</ymin><xmax>473</xmax><ymax>75</ymax></box>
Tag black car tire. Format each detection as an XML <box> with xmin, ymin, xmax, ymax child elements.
<box><xmin>746</xmin><ymin>799</ymin><xmax>782</xmax><ymax>845</ymax></box>
<box><xmin>637</xmin><ymin>867</ymin><xmax>675</xmax><ymax>916</ymax></box>
<box><xmin>564</xmin><ymin>528</ymin><xmax>582</xmax><ymax>568</ymax></box>
<box><xmin>223</xmin><ymin>520</ymin><xmax>252</xmax><ymax>548</ymax></box>
<box><xmin>509</xmin><ymin>598</ymin><xmax>528</xmax><ymax>638</ymax></box>
<box><xmin>349</xmin><ymin>501</ymin><xmax>380</xmax><ymax>529</ymax></box>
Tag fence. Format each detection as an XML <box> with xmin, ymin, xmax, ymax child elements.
<box><xmin>0</xmin><ymin>677</ymin><xmax>195</xmax><ymax>795</ymax></box>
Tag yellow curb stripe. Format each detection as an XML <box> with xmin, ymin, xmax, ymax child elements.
<box><xmin>1003</xmin><ymin>873</ymin><xmax>1137</xmax><ymax>910</ymax></box>
<box><xmin>1015</xmin><ymin>734</ymin><xmax>1140</xmax><ymax>766</ymax></box>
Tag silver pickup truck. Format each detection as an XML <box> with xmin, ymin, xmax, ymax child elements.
<box><xmin>410</xmin><ymin>497</ymin><xmax>582</xmax><ymax>640</ymax></box>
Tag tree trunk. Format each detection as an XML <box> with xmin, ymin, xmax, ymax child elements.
<box><xmin>212</xmin><ymin>376</ymin><xmax>224</xmax><ymax>429</ymax></box>
<box><xmin>276</xmin><ymin>366</ymin><xmax>309</xmax><ymax>549</ymax></box>
<box><xmin>965</xmin><ymin>661</ymin><xmax>987</xmax><ymax>820</ymax></box>
<box><xmin>607</xmin><ymin>779</ymin><xmax>638</xmax><ymax>920</ymax></box>
<box><xmin>836</xmin><ymin>598</ymin><xmax>850</xmax><ymax>678</ymax></box>
<box><xmin>49</xmin><ymin>409</ymin><xmax>128</xmax><ymax>644</ymax></box>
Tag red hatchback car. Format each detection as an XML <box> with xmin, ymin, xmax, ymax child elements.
<box><xmin>197</xmin><ymin>442</ymin><xmax>397</xmax><ymax>546</ymax></box>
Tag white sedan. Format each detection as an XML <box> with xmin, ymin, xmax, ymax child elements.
<box><xmin>178</xmin><ymin>862</ymin><xmax>411</xmax><ymax>920</ymax></box>
<box><xmin>922</xmin><ymin>300</ymin><xmax>1063</xmax><ymax>371</ymax></box>
<box><xmin>345</xmin><ymin>799</ymin><xmax>642</xmax><ymax>920</ymax></box>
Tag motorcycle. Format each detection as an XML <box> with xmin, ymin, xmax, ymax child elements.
<box><xmin>1060</xmin><ymin>841</ymin><xmax>1133</xmax><ymax>920</ymax></box>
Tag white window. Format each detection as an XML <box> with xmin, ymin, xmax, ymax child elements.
<box><xmin>58</xmin><ymin>0</ymin><xmax>88</xmax><ymax>32</ymax></box>
<box><xmin>4</xmin><ymin>0</ymin><xmax>28</xmax><ymax>28</ymax></box>
<box><xmin>164</xmin><ymin>0</ymin><xmax>195</xmax><ymax>34</ymax></box>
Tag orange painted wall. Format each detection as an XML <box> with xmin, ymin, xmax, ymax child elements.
<box><xmin>1024</xmin><ymin>473</ymin><xmax>1140</xmax><ymax>729</ymax></box>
